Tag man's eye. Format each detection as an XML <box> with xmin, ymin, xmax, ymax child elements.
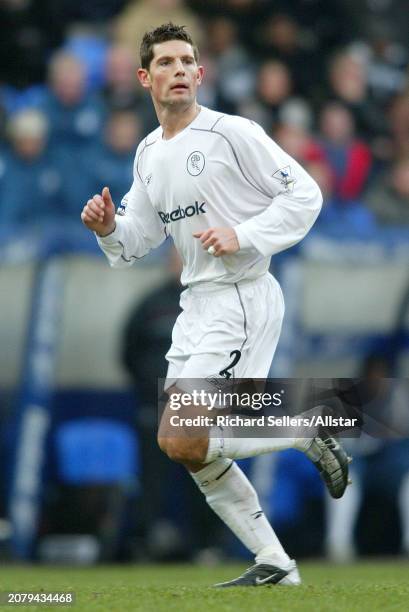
<box><xmin>160</xmin><ymin>60</ymin><xmax>170</xmax><ymax>66</ymax></box>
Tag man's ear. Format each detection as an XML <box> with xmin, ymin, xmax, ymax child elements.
<box><xmin>196</xmin><ymin>65</ymin><xmax>204</xmax><ymax>86</ymax></box>
<box><xmin>137</xmin><ymin>68</ymin><xmax>151</xmax><ymax>89</ymax></box>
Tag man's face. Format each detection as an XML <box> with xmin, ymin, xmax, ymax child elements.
<box><xmin>138</xmin><ymin>40</ymin><xmax>203</xmax><ymax>108</ymax></box>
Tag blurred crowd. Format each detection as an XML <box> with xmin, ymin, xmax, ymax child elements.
<box><xmin>1</xmin><ymin>0</ymin><xmax>409</xmax><ymax>232</ymax></box>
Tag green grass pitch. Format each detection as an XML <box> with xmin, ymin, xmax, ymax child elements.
<box><xmin>0</xmin><ymin>561</ymin><xmax>408</xmax><ymax>611</ymax></box>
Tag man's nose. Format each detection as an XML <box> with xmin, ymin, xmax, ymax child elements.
<box><xmin>174</xmin><ymin>60</ymin><xmax>185</xmax><ymax>75</ymax></box>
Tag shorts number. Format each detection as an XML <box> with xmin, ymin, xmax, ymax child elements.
<box><xmin>219</xmin><ymin>350</ymin><xmax>241</xmax><ymax>379</ymax></box>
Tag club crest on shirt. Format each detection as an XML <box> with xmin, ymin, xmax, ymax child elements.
<box><xmin>117</xmin><ymin>195</ymin><xmax>128</xmax><ymax>216</ymax></box>
<box><xmin>272</xmin><ymin>166</ymin><xmax>297</xmax><ymax>192</ymax></box>
<box><xmin>187</xmin><ymin>150</ymin><xmax>205</xmax><ymax>176</ymax></box>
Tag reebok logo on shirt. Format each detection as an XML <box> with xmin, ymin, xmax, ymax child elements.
<box><xmin>158</xmin><ymin>201</ymin><xmax>206</xmax><ymax>224</ymax></box>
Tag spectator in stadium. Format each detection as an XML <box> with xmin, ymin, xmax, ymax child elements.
<box><xmin>363</xmin><ymin>21</ymin><xmax>408</xmax><ymax>107</ymax></box>
<box><xmin>325</xmin><ymin>355</ymin><xmax>409</xmax><ymax>561</ymax></box>
<box><xmin>41</xmin><ymin>51</ymin><xmax>105</xmax><ymax>150</ymax></box>
<box><xmin>389</xmin><ymin>91</ymin><xmax>409</xmax><ymax>159</ymax></box>
<box><xmin>59</xmin><ymin>0</ymin><xmax>127</xmax><ymax>23</ymax></box>
<box><xmin>103</xmin><ymin>44</ymin><xmax>140</xmax><ymax>111</ymax></box>
<box><xmin>0</xmin><ymin>109</ymin><xmax>64</xmax><ymax>227</ymax></box>
<box><xmin>0</xmin><ymin>0</ymin><xmax>65</xmax><ymax>89</ymax></box>
<box><xmin>203</xmin><ymin>17</ymin><xmax>254</xmax><ymax>115</ymax></box>
<box><xmin>275</xmin><ymin>123</ymin><xmax>323</xmax><ymax>166</ymax></box>
<box><xmin>252</xmin><ymin>12</ymin><xmax>322</xmax><ymax>100</ymax></box>
<box><xmin>345</xmin><ymin>1</ymin><xmax>409</xmax><ymax>48</ymax></box>
<box><xmin>82</xmin><ymin>110</ymin><xmax>141</xmax><ymax>208</ymax></box>
<box><xmin>274</xmin><ymin>98</ymin><xmax>325</xmax><ymax>166</ymax></box>
<box><xmin>325</xmin><ymin>50</ymin><xmax>387</xmax><ymax>143</ymax></box>
<box><xmin>102</xmin><ymin>44</ymin><xmax>158</xmax><ymax>135</ymax></box>
<box><xmin>238</xmin><ymin>59</ymin><xmax>293</xmax><ymax>132</ymax></box>
<box><xmin>306</xmin><ymin>159</ymin><xmax>376</xmax><ymax>235</ymax></box>
<box><xmin>63</xmin><ymin>25</ymin><xmax>109</xmax><ymax>93</ymax></box>
<box><xmin>318</xmin><ymin>101</ymin><xmax>372</xmax><ymax>202</ymax></box>
<box><xmin>365</xmin><ymin>157</ymin><xmax>409</xmax><ymax>226</ymax></box>
<box><xmin>113</xmin><ymin>0</ymin><xmax>202</xmax><ymax>60</ymax></box>
<box><xmin>188</xmin><ymin>0</ymin><xmax>275</xmax><ymax>53</ymax></box>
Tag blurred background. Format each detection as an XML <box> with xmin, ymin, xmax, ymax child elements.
<box><xmin>0</xmin><ymin>0</ymin><xmax>408</xmax><ymax>567</ymax></box>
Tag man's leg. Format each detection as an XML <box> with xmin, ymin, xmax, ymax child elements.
<box><xmin>158</xmin><ymin>394</ymin><xmax>301</xmax><ymax>586</ymax></box>
<box><xmin>189</xmin><ymin>458</ymin><xmax>294</xmax><ymax>568</ymax></box>
<box><xmin>204</xmin><ymin>406</ymin><xmax>352</xmax><ymax>501</ymax></box>
<box><xmin>158</xmin><ymin>400</ymin><xmax>347</xmax><ymax>584</ymax></box>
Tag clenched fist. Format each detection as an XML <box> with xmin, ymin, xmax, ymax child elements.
<box><xmin>81</xmin><ymin>186</ymin><xmax>116</xmax><ymax>237</ymax></box>
<box><xmin>193</xmin><ymin>227</ymin><xmax>240</xmax><ymax>257</ymax></box>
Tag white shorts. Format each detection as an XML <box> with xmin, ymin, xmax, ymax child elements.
<box><xmin>165</xmin><ymin>273</ymin><xmax>285</xmax><ymax>389</ymax></box>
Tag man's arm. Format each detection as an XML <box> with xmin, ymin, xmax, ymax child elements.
<box><xmin>232</xmin><ymin>117</ymin><xmax>323</xmax><ymax>256</ymax></box>
<box><xmin>195</xmin><ymin>116</ymin><xmax>322</xmax><ymax>258</ymax></box>
<box><xmin>82</xmin><ymin>175</ymin><xmax>166</xmax><ymax>268</ymax></box>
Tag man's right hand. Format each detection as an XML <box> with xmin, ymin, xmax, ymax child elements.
<box><xmin>81</xmin><ymin>186</ymin><xmax>116</xmax><ymax>236</ymax></box>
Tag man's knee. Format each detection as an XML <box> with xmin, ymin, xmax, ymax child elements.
<box><xmin>157</xmin><ymin>435</ymin><xmax>208</xmax><ymax>464</ymax></box>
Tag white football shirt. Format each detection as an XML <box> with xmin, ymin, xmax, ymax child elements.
<box><xmin>97</xmin><ymin>106</ymin><xmax>322</xmax><ymax>286</ymax></box>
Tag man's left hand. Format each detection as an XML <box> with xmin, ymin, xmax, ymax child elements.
<box><xmin>193</xmin><ymin>227</ymin><xmax>240</xmax><ymax>257</ymax></box>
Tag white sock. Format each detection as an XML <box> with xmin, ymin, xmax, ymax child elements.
<box><xmin>191</xmin><ymin>458</ymin><xmax>290</xmax><ymax>567</ymax></box>
<box><xmin>205</xmin><ymin>426</ymin><xmax>310</xmax><ymax>462</ymax></box>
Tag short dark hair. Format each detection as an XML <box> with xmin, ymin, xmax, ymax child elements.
<box><xmin>140</xmin><ymin>22</ymin><xmax>199</xmax><ymax>70</ymax></box>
